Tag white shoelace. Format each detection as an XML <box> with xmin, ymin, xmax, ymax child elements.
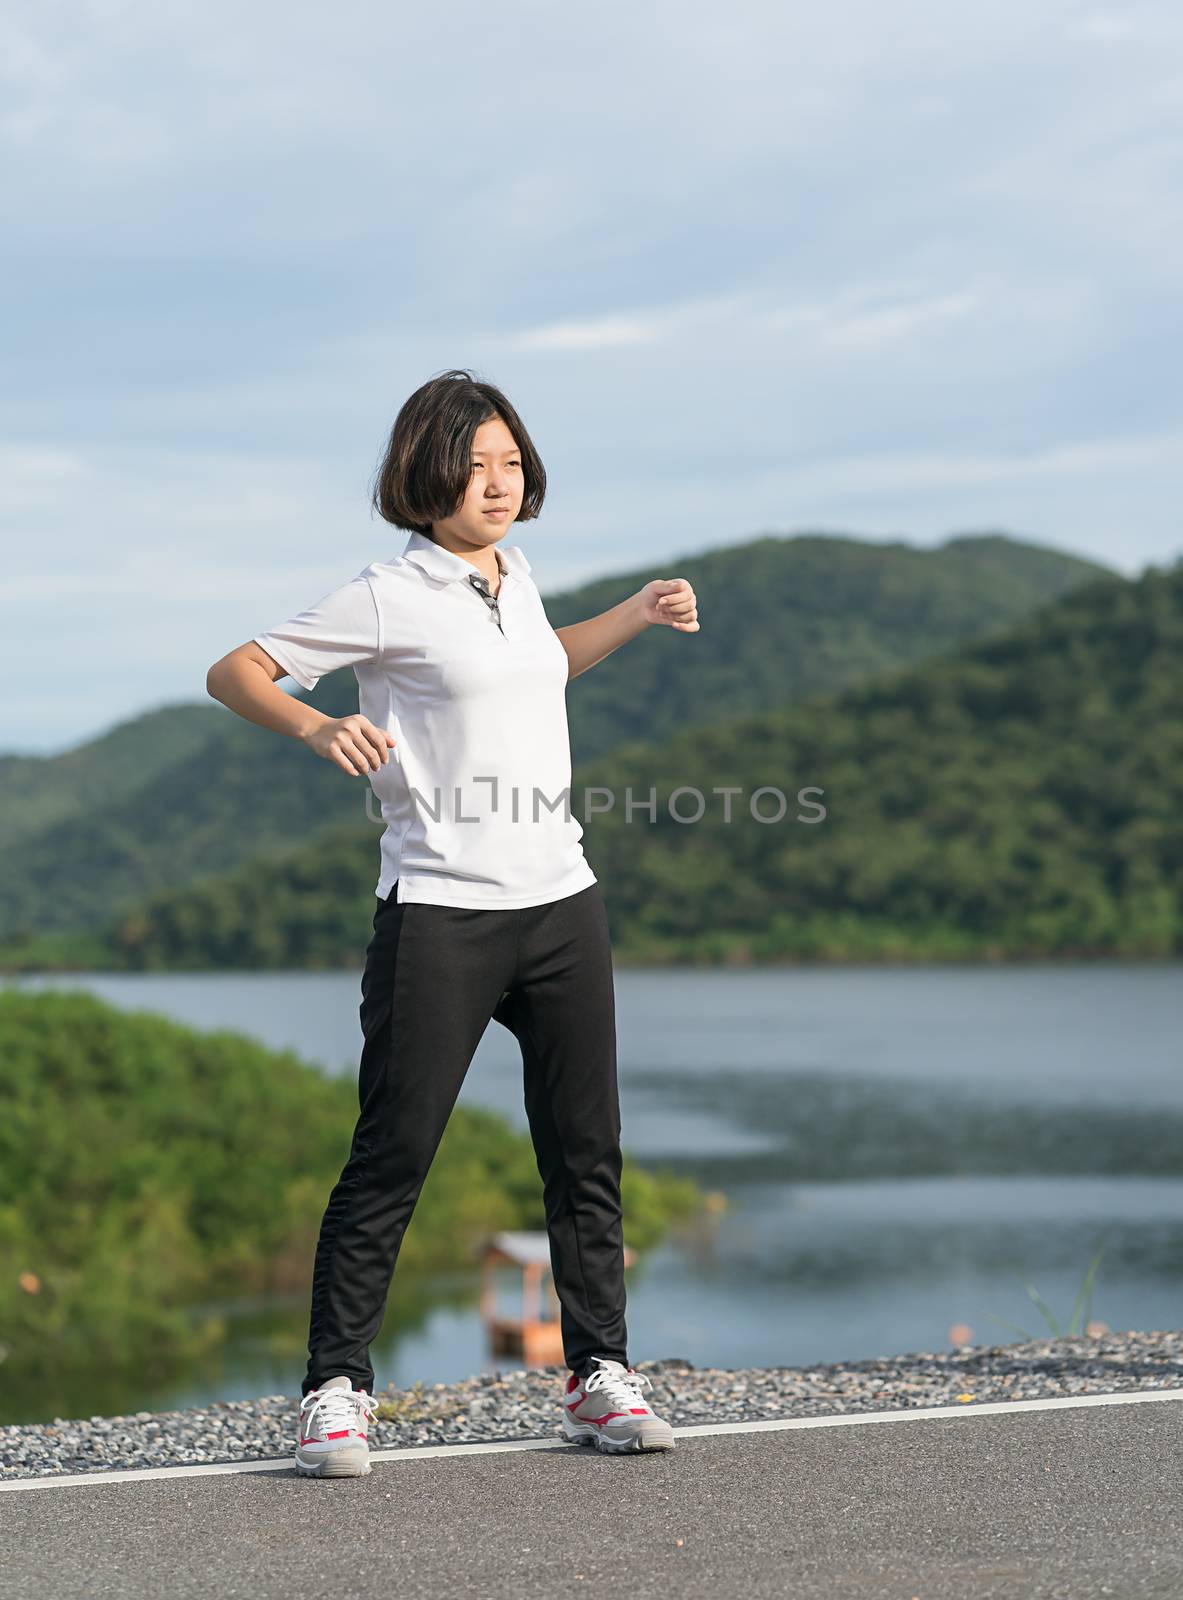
<box><xmin>299</xmin><ymin>1385</ymin><xmax>378</xmax><ymax>1439</ymax></box>
<box><xmin>582</xmin><ymin>1360</ymin><xmax>654</xmax><ymax>1410</ymax></box>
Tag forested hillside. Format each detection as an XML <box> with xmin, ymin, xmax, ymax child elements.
<box><xmin>0</xmin><ymin>703</ymin><xmax>224</xmax><ymax>857</ymax></box>
<box><xmin>0</xmin><ymin>989</ymin><xmax>701</xmax><ymax>1410</ymax></box>
<box><xmin>7</xmin><ymin>556</ymin><xmax>1178</xmax><ymax>970</ymax></box>
<box><xmin>0</xmin><ymin>530</ymin><xmax>1107</xmax><ymax>945</ymax></box>
<box><xmin>553</xmin><ymin>530</ymin><xmax>1110</xmax><ymax>764</ymax></box>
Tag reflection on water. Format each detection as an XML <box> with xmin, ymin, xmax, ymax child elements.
<box><xmin>624</xmin><ymin>1065</ymin><xmax>1183</xmax><ymax>1182</ymax></box>
<box><xmin>8</xmin><ymin>963</ymin><xmax>1183</xmax><ymax>1423</ymax></box>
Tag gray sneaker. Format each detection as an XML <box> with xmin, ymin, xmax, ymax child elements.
<box><xmin>561</xmin><ymin>1358</ymin><xmax>676</xmax><ymax>1453</ymax></box>
<box><xmin>294</xmin><ymin>1376</ymin><xmax>378</xmax><ymax>1477</ymax></box>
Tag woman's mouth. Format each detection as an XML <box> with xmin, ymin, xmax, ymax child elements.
<box><xmin>483</xmin><ymin>509</ymin><xmax>510</xmax><ymax>518</ymax></box>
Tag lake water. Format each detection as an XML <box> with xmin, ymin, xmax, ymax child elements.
<box><xmin>10</xmin><ymin>963</ymin><xmax>1183</xmax><ymax>1423</ymax></box>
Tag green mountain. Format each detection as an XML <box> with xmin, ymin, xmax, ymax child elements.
<box><xmin>582</xmin><ymin>560</ymin><xmax>1181</xmax><ymax>960</ymax></box>
<box><xmin>10</xmin><ymin>553</ymin><xmax>1179</xmax><ymax>970</ymax></box>
<box><xmin>0</xmin><ymin>703</ymin><xmax>224</xmax><ymax>856</ymax></box>
<box><xmin>0</xmin><ymin>530</ymin><xmax>1107</xmax><ymax>946</ymax></box>
<box><xmin>553</xmin><ymin>530</ymin><xmax>1111</xmax><ymax>765</ymax></box>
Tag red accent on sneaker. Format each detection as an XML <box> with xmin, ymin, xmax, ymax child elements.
<box><xmin>581</xmin><ymin>1411</ymin><xmax>628</xmax><ymax>1425</ymax></box>
<box><xmin>630</xmin><ymin>1408</ymin><xmax>649</xmax><ymax>1414</ymax></box>
<box><xmin>566</xmin><ymin>1374</ymin><xmax>580</xmax><ymax>1394</ymax></box>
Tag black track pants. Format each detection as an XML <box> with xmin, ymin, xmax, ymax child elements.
<box><xmin>301</xmin><ymin>880</ymin><xmax>628</xmax><ymax>1397</ymax></box>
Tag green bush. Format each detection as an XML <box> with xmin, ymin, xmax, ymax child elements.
<box><xmin>0</xmin><ymin>989</ymin><xmax>702</xmax><ymax>1390</ymax></box>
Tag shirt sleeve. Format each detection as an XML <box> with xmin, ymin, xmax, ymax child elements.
<box><xmin>252</xmin><ymin>573</ymin><xmax>382</xmax><ymax>691</ymax></box>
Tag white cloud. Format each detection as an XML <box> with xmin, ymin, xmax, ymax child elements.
<box><xmin>1071</xmin><ymin>13</ymin><xmax>1140</xmax><ymax>42</ymax></box>
<box><xmin>776</xmin><ymin>428</ymin><xmax>1183</xmax><ymax>497</ymax></box>
<box><xmin>0</xmin><ymin>443</ymin><xmax>87</xmax><ymax>513</ymax></box>
<box><xmin>491</xmin><ymin>276</ymin><xmax>1088</xmax><ymax>363</ymax></box>
<box><xmin>500</xmin><ymin>290</ymin><xmax>753</xmax><ymax>353</ymax></box>
<box><xmin>508</xmin><ymin>313</ymin><xmax>666</xmax><ymax>353</ymax></box>
<box><xmin>767</xmin><ymin>286</ymin><xmax>982</xmax><ymax>350</ymax></box>
<box><xmin>2</xmin><ymin>0</ymin><xmax>1182</xmax><ymax>750</ymax></box>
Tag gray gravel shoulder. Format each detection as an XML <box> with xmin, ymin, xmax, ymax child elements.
<box><xmin>3</xmin><ymin>1329</ymin><xmax>1180</xmax><ymax>1482</ymax></box>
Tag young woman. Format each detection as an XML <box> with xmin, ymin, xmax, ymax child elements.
<box><xmin>206</xmin><ymin>368</ymin><xmax>699</xmax><ymax>1477</ymax></box>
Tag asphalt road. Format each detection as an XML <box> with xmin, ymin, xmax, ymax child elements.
<box><xmin>4</xmin><ymin>1400</ymin><xmax>1182</xmax><ymax>1599</ymax></box>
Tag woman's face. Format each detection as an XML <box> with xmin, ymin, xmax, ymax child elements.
<box><xmin>436</xmin><ymin>415</ymin><xmax>523</xmax><ymax>550</ymax></box>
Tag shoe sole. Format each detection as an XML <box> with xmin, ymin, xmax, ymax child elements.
<box><xmin>561</xmin><ymin>1414</ymin><xmax>676</xmax><ymax>1453</ymax></box>
<box><xmin>294</xmin><ymin>1443</ymin><xmax>372</xmax><ymax>1478</ymax></box>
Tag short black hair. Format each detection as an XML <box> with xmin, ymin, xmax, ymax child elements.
<box><xmin>369</xmin><ymin>368</ymin><xmax>547</xmax><ymax>533</ymax></box>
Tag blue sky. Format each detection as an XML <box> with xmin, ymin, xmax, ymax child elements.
<box><xmin>4</xmin><ymin>0</ymin><xmax>1181</xmax><ymax>753</ymax></box>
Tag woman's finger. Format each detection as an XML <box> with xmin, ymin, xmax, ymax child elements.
<box><xmin>340</xmin><ymin>735</ymin><xmax>375</xmax><ymax>774</ymax></box>
<box><xmin>358</xmin><ymin>723</ymin><xmax>391</xmax><ymax>766</ymax></box>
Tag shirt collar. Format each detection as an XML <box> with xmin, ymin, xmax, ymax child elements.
<box><xmin>399</xmin><ymin>529</ymin><xmax>532</xmax><ymax>584</ymax></box>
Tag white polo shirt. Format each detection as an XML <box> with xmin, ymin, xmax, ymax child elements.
<box><xmin>253</xmin><ymin>530</ymin><xmax>597</xmax><ymax>910</ymax></box>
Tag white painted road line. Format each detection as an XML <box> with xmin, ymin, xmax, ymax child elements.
<box><xmin>3</xmin><ymin>1387</ymin><xmax>1181</xmax><ymax>1493</ymax></box>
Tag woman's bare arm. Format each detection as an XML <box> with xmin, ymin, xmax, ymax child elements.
<box><xmin>555</xmin><ymin>594</ymin><xmax>651</xmax><ymax>682</ymax></box>
<box><xmin>554</xmin><ymin>577</ymin><xmax>699</xmax><ymax>681</ymax></box>
<box><xmin>206</xmin><ymin>644</ymin><xmax>394</xmax><ymax>776</ymax></box>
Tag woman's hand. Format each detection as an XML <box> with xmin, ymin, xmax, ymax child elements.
<box><xmin>305</xmin><ymin>714</ymin><xmax>396</xmax><ymax>776</ymax></box>
<box><xmin>638</xmin><ymin>577</ymin><xmax>699</xmax><ymax>632</ymax></box>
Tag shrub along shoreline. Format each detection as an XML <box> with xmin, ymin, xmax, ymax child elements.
<box><xmin>0</xmin><ymin>989</ymin><xmax>705</xmax><ymax>1419</ymax></box>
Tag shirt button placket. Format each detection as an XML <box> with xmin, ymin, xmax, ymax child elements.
<box><xmin>468</xmin><ymin>572</ymin><xmax>506</xmax><ymax>637</ymax></box>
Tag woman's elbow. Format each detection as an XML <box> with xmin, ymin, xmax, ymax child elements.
<box><xmin>206</xmin><ymin>659</ymin><xmax>229</xmax><ymax>701</ymax></box>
